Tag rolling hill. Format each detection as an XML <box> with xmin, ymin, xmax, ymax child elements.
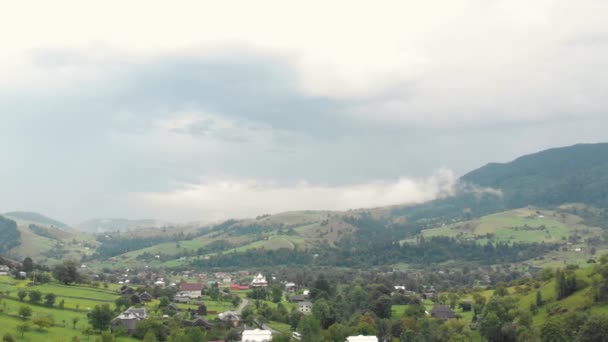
<box><xmin>77</xmin><ymin>218</ymin><xmax>165</xmax><ymax>233</ymax></box>
<box><xmin>3</xmin><ymin>211</ymin><xmax>69</xmax><ymax>230</ymax></box>
<box><xmin>5</xmin><ymin>143</ymin><xmax>608</xmax><ymax>271</ymax></box>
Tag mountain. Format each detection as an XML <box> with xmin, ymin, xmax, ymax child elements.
<box><xmin>461</xmin><ymin>143</ymin><xmax>608</xmax><ymax>209</ymax></box>
<box><xmin>3</xmin><ymin>211</ymin><xmax>69</xmax><ymax>230</ymax></box>
<box><xmin>77</xmin><ymin>218</ymin><xmax>165</xmax><ymax>233</ymax></box>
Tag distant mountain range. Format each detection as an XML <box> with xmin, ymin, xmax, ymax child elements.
<box><xmin>3</xmin><ymin>142</ymin><xmax>608</xmax><ymax>269</ymax></box>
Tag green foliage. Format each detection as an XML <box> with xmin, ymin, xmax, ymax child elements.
<box><xmin>52</xmin><ymin>260</ymin><xmax>81</xmax><ymax>284</ymax></box>
<box><xmin>298</xmin><ymin>315</ymin><xmax>322</xmax><ymax>342</ymax></box>
<box><xmin>87</xmin><ymin>304</ymin><xmax>113</xmax><ymax>331</ymax></box>
<box><xmin>18</xmin><ymin>305</ymin><xmax>32</xmax><ymax>319</ymax></box>
<box><xmin>28</xmin><ymin>290</ymin><xmax>41</xmax><ymax>304</ymax></box>
<box><xmin>0</xmin><ymin>216</ymin><xmax>20</xmax><ymax>254</ymax></box>
<box><xmin>17</xmin><ymin>290</ymin><xmax>26</xmax><ymax>302</ymax></box>
<box><xmin>32</xmin><ymin>314</ymin><xmax>53</xmax><ymax>331</ymax></box>
<box><xmin>1</xmin><ymin>333</ymin><xmax>15</xmax><ymax>342</ymax></box>
<box><xmin>576</xmin><ymin>314</ymin><xmax>608</xmax><ymax>342</ymax></box>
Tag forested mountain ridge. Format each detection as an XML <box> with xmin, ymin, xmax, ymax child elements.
<box><xmin>461</xmin><ymin>143</ymin><xmax>608</xmax><ymax>209</ymax></box>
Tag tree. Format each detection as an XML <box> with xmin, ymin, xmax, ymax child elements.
<box><xmin>22</xmin><ymin>257</ymin><xmax>34</xmax><ymax>273</ymax></box>
<box><xmin>541</xmin><ymin>318</ymin><xmax>567</xmax><ymax>342</ymax></box>
<box><xmin>32</xmin><ymin>315</ymin><xmax>53</xmax><ymax>331</ymax></box>
<box><xmin>271</xmin><ymin>285</ymin><xmax>283</xmax><ymax>303</ymax></box>
<box><xmin>576</xmin><ymin>314</ymin><xmax>608</xmax><ymax>342</ymax></box>
<box><xmin>299</xmin><ymin>315</ymin><xmax>322</xmax><ymax>342</ymax></box>
<box><xmin>97</xmin><ymin>331</ymin><xmax>115</xmax><ymax>342</ymax></box>
<box><xmin>18</xmin><ymin>305</ymin><xmax>32</xmax><ymax>320</ymax></box>
<box><xmin>28</xmin><ymin>290</ymin><xmax>41</xmax><ymax>304</ymax></box>
<box><xmin>536</xmin><ymin>291</ymin><xmax>543</xmax><ymax>307</ymax></box>
<box><xmin>370</xmin><ymin>295</ymin><xmax>392</xmax><ymax>319</ymax></box>
<box><xmin>15</xmin><ymin>322</ymin><xmax>30</xmax><ymax>338</ymax></box>
<box><xmin>87</xmin><ymin>304</ymin><xmax>113</xmax><ymax>331</ymax></box>
<box><xmin>143</xmin><ymin>331</ymin><xmax>157</xmax><ymax>342</ymax></box>
<box><xmin>2</xmin><ymin>333</ymin><xmax>15</xmax><ymax>342</ymax></box>
<box><xmin>312</xmin><ymin>298</ymin><xmax>334</xmax><ymax>329</ymax></box>
<box><xmin>52</xmin><ymin>260</ymin><xmax>80</xmax><ymax>285</ymax></box>
<box><xmin>17</xmin><ymin>290</ymin><xmax>26</xmax><ymax>302</ymax></box>
<box><xmin>72</xmin><ymin>316</ymin><xmax>80</xmax><ymax>329</ymax></box>
<box><xmin>44</xmin><ymin>293</ymin><xmax>56</xmax><ymax>307</ymax></box>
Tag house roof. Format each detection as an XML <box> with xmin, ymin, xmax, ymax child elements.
<box><xmin>180</xmin><ymin>283</ymin><xmax>204</xmax><ymax>291</ymax></box>
<box><xmin>242</xmin><ymin>329</ymin><xmax>272</xmax><ymax>342</ymax></box>
<box><xmin>430</xmin><ymin>305</ymin><xmax>456</xmax><ymax>320</ymax></box>
<box><xmin>299</xmin><ymin>302</ymin><xmax>313</xmax><ymax>307</ymax></box>
<box><xmin>346</xmin><ymin>336</ymin><xmax>379</xmax><ymax>342</ymax></box>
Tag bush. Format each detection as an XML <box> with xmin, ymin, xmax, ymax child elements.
<box><xmin>2</xmin><ymin>333</ymin><xmax>15</xmax><ymax>342</ymax></box>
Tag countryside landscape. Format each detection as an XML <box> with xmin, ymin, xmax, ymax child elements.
<box><xmin>2</xmin><ymin>144</ymin><xmax>608</xmax><ymax>341</ymax></box>
<box><xmin>2</xmin><ymin>1</ymin><xmax>608</xmax><ymax>341</ymax></box>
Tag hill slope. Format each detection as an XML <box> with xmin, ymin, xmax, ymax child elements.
<box><xmin>3</xmin><ymin>211</ymin><xmax>69</xmax><ymax>230</ymax></box>
<box><xmin>462</xmin><ymin>143</ymin><xmax>608</xmax><ymax>209</ymax></box>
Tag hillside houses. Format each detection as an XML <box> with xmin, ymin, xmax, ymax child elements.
<box><xmin>178</xmin><ymin>283</ymin><xmax>204</xmax><ymax>298</ymax></box>
<box><xmin>111</xmin><ymin>307</ymin><xmax>148</xmax><ymax>335</ymax></box>
<box><xmin>251</xmin><ymin>273</ymin><xmax>268</xmax><ymax>287</ymax></box>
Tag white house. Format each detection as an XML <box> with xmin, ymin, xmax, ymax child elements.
<box><xmin>0</xmin><ymin>265</ymin><xmax>9</xmax><ymax>276</ymax></box>
<box><xmin>178</xmin><ymin>283</ymin><xmax>204</xmax><ymax>298</ymax></box>
<box><xmin>346</xmin><ymin>336</ymin><xmax>379</xmax><ymax>342</ymax></box>
<box><xmin>251</xmin><ymin>273</ymin><xmax>268</xmax><ymax>288</ymax></box>
<box><xmin>242</xmin><ymin>329</ymin><xmax>272</xmax><ymax>342</ymax></box>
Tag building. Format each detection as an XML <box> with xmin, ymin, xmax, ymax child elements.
<box><xmin>299</xmin><ymin>301</ymin><xmax>313</xmax><ymax>314</ymax></box>
<box><xmin>0</xmin><ymin>265</ymin><xmax>9</xmax><ymax>276</ymax></box>
<box><xmin>231</xmin><ymin>283</ymin><xmax>250</xmax><ymax>291</ymax></box>
<box><xmin>430</xmin><ymin>305</ymin><xmax>456</xmax><ymax>320</ymax></box>
<box><xmin>289</xmin><ymin>295</ymin><xmax>306</xmax><ymax>303</ymax></box>
<box><xmin>242</xmin><ymin>329</ymin><xmax>272</xmax><ymax>342</ymax></box>
<box><xmin>111</xmin><ymin>307</ymin><xmax>148</xmax><ymax>335</ymax></box>
<box><xmin>285</xmin><ymin>282</ymin><xmax>297</xmax><ymax>292</ymax></box>
<box><xmin>251</xmin><ymin>273</ymin><xmax>268</xmax><ymax>288</ymax></box>
<box><xmin>178</xmin><ymin>283</ymin><xmax>204</xmax><ymax>298</ymax></box>
<box><xmin>346</xmin><ymin>336</ymin><xmax>378</xmax><ymax>342</ymax></box>
<box><xmin>139</xmin><ymin>292</ymin><xmax>153</xmax><ymax>302</ymax></box>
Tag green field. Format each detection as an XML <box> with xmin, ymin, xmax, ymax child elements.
<box><xmin>0</xmin><ymin>280</ymin><xmax>137</xmax><ymax>342</ymax></box>
<box><xmin>420</xmin><ymin>208</ymin><xmax>602</xmax><ymax>245</ymax></box>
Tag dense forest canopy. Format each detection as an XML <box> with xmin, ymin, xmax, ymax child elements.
<box><xmin>0</xmin><ymin>216</ymin><xmax>21</xmax><ymax>254</ymax></box>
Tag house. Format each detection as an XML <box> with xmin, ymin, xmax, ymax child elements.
<box><xmin>179</xmin><ymin>283</ymin><xmax>204</xmax><ymax>298</ymax></box>
<box><xmin>111</xmin><ymin>307</ymin><xmax>148</xmax><ymax>335</ymax></box>
<box><xmin>154</xmin><ymin>280</ymin><xmax>166</xmax><ymax>287</ymax></box>
<box><xmin>289</xmin><ymin>295</ymin><xmax>306</xmax><ymax>303</ymax></box>
<box><xmin>183</xmin><ymin>317</ymin><xmax>212</xmax><ymax>330</ymax></box>
<box><xmin>120</xmin><ymin>286</ymin><xmax>135</xmax><ymax>296</ymax></box>
<box><xmin>242</xmin><ymin>329</ymin><xmax>272</xmax><ymax>342</ymax></box>
<box><xmin>346</xmin><ymin>336</ymin><xmax>378</xmax><ymax>342</ymax></box>
<box><xmin>430</xmin><ymin>305</ymin><xmax>456</xmax><ymax>320</ymax></box>
<box><xmin>17</xmin><ymin>271</ymin><xmax>27</xmax><ymax>280</ymax></box>
<box><xmin>231</xmin><ymin>283</ymin><xmax>250</xmax><ymax>291</ymax></box>
<box><xmin>298</xmin><ymin>301</ymin><xmax>313</xmax><ymax>314</ymax></box>
<box><xmin>0</xmin><ymin>265</ymin><xmax>9</xmax><ymax>276</ymax></box>
<box><xmin>174</xmin><ymin>296</ymin><xmax>190</xmax><ymax>303</ymax></box>
<box><xmin>285</xmin><ymin>282</ymin><xmax>296</xmax><ymax>292</ymax></box>
<box><xmin>166</xmin><ymin>303</ymin><xmax>179</xmax><ymax>312</ymax></box>
<box><xmin>251</xmin><ymin>273</ymin><xmax>268</xmax><ymax>288</ymax></box>
<box><xmin>139</xmin><ymin>292</ymin><xmax>153</xmax><ymax>302</ymax></box>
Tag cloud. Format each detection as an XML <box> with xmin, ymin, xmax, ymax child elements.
<box><xmin>135</xmin><ymin>169</ymin><xmax>457</xmax><ymax>222</ymax></box>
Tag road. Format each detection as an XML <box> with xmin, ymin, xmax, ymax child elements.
<box><xmin>235</xmin><ymin>297</ymin><xmax>249</xmax><ymax>315</ymax></box>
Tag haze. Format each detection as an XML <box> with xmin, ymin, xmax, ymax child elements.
<box><xmin>1</xmin><ymin>0</ymin><xmax>607</xmax><ymax>223</ymax></box>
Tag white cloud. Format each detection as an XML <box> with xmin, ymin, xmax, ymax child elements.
<box><xmin>134</xmin><ymin>169</ymin><xmax>456</xmax><ymax>222</ymax></box>
<box><xmin>2</xmin><ymin>1</ymin><xmax>608</xmax><ymax>126</ymax></box>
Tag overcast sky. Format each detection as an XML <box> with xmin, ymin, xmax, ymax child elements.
<box><xmin>1</xmin><ymin>1</ymin><xmax>607</xmax><ymax>224</ymax></box>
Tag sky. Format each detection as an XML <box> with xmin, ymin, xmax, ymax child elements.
<box><xmin>1</xmin><ymin>0</ymin><xmax>607</xmax><ymax>224</ymax></box>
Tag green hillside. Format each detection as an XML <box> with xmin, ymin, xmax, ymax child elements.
<box><xmin>462</xmin><ymin>143</ymin><xmax>608</xmax><ymax>210</ymax></box>
<box><xmin>3</xmin><ymin>211</ymin><xmax>69</xmax><ymax>230</ymax></box>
